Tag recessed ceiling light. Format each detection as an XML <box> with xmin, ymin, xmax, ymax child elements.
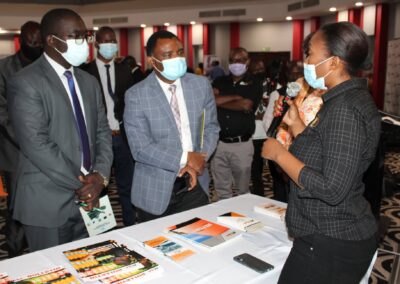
<box><xmin>140</xmin><ymin>24</ymin><xmax>146</xmax><ymax>28</ymax></box>
<box><xmin>286</xmin><ymin>16</ymin><xmax>293</xmax><ymax>21</ymax></box>
<box><xmin>190</xmin><ymin>21</ymin><xmax>196</xmax><ymax>25</ymax></box>
<box><xmin>93</xmin><ymin>26</ymin><xmax>99</xmax><ymax>31</ymax></box>
<box><xmin>164</xmin><ymin>22</ymin><xmax>170</xmax><ymax>26</ymax></box>
<box><xmin>355</xmin><ymin>2</ymin><xmax>363</xmax><ymax>6</ymax></box>
<box><xmin>257</xmin><ymin>17</ymin><xmax>263</xmax><ymax>22</ymax></box>
<box><xmin>329</xmin><ymin>7</ymin><xmax>337</xmax><ymax>12</ymax></box>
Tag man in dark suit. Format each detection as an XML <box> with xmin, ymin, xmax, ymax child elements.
<box><xmin>82</xmin><ymin>26</ymin><xmax>136</xmax><ymax>226</ymax></box>
<box><xmin>7</xmin><ymin>9</ymin><xmax>112</xmax><ymax>251</ymax></box>
<box><xmin>0</xmin><ymin>21</ymin><xmax>42</xmax><ymax>257</ymax></box>
<box><xmin>124</xmin><ymin>30</ymin><xmax>220</xmax><ymax>222</ymax></box>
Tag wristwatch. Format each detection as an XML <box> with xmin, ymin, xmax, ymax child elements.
<box><xmin>92</xmin><ymin>170</ymin><xmax>109</xmax><ymax>188</ymax></box>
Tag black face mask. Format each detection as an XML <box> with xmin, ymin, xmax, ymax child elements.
<box><xmin>253</xmin><ymin>72</ymin><xmax>266</xmax><ymax>81</ymax></box>
<box><xmin>20</xmin><ymin>42</ymin><xmax>42</xmax><ymax>61</ymax></box>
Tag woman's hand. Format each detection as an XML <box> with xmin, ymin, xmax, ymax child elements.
<box><xmin>274</xmin><ymin>97</ymin><xmax>301</xmax><ymax>127</ymax></box>
<box><xmin>262</xmin><ymin>138</ymin><xmax>286</xmax><ymax>162</ymax></box>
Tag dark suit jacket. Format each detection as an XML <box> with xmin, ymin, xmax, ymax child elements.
<box><xmin>7</xmin><ymin>55</ymin><xmax>113</xmax><ymax>228</ymax></box>
<box><xmin>82</xmin><ymin>60</ymin><xmax>135</xmax><ymax>122</ymax></box>
<box><xmin>0</xmin><ymin>53</ymin><xmax>22</xmax><ymax>171</ymax></box>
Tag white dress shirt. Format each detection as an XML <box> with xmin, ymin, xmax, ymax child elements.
<box><xmin>156</xmin><ymin>76</ymin><xmax>193</xmax><ymax>169</ymax></box>
<box><xmin>44</xmin><ymin>52</ymin><xmax>88</xmax><ymax>174</ymax></box>
<box><xmin>95</xmin><ymin>58</ymin><xmax>120</xmax><ymax>131</ymax></box>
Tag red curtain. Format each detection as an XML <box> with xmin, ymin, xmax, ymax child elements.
<box><xmin>348</xmin><ymin>8</ymin><xmax>364</xmax><ymax>28</ymax></box>
<box><xmin>119</xmin><ymin>28</ymin><xmax>128</xmax><ymax>57</ymax></box>
<box><xmin>310</xmin><ymin>17</ymin><xmax>320</xmax><ymax>33</ymax></box>
<box><xmin>177</xmin><ymin>25</ymin><xmax>185</xmax><ymax>49</ymax></box>
<box><xmin>14</xmin><ymin>35</ymin><xmax>20</xmax><ymax>52</ymax></box>
<box><xmin>292</xmin><ymin>20</ymin><xmax>304</xmax><ymax>61</ymax></box>
<box><xmin>372</xmin><ymin>3</ymin><xmax>389</xmax><ymax>109</ymax></box>
<box><xmin>230</xmin><ymin>22</ymin><xmax>240</xmax><ymax>48</ymax></box>
<box><xmin>203</xmin><ymin>24</ymin><xmax>210</xmax><ymax>56</ymax></box>
<box><xmin>187</xmin><ymin>24</ymin><xmax>193</xmax><ymax>69</ymax></box>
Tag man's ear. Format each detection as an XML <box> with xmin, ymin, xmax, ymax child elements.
<box><xmin>94</xmin><ymin>41</ymin><xmax>99</xmax><ymax>50</ymax></box>
<box><xmin>146</xmin><ymin>56</ymin><xmax>154</xmax><ymax>67</ymax></box>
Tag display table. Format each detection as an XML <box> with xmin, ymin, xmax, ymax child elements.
<box><xmin>0</xmin><ymin>194</ymin><xmax>292</xmax><ymax>283</ymax></box>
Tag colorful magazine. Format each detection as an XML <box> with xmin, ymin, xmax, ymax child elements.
<box><xmin>164</xmin><ymin>217</ymin><xmax>240</xmax><ymax>250</ymax></box>
<box><xmin>63</xmin><ymin>240</ymin><xmax>160</xmax><ymax>283</ymax></box>
<box><xmin>217</xmin><ymin>212</ymin><xmax>264</xmax><ymax>232</ymax></box>
<box><xmin>10</xmin><ymin>266</ymin><xmax>78</xmax><ymax>284</ymax></box>
<box><xmin>254</xmin><ymin>203</ymin><xmax>286</xmax><ymax>221</ymax></box>
<box><xmin>143</xmin><ymin>236</ymin><xmax>195</xmax><ymax>262</ymax></box>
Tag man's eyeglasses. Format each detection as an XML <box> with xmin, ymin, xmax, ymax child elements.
<box><xmin>53</xmin><ymin>34</ymin><xmax>94</xmax><ymax>45</ymax></box>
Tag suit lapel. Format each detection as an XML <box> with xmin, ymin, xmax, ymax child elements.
<box><xmin>149</xmin><ymin>73</ymin><xmax>179</xmax><ymax>135</ymax></box>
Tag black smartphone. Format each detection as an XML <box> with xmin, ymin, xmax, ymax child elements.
<box><xmin>233</xmin><ymin>253</ymin><xmax>274</xmax><ymax>274</ymax></box>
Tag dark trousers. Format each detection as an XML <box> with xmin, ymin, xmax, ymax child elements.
<box><xmin>4</xmin><ymin>171</ymin><xmax>26</xmax><ymax>257</ymax></box>
<box><xmin>138</xmin><ymin>181</ymin><xmax>209</xmax><ymax>223</ymax></box>
<box><xmin>112</xmin><ymin>135</ymin><xmax>136</xmax><ymax>226</ymax></box>
<box><xmin>278</xmin><ymin>233</ymin><xmax>378</xmax><ymax>284</ymax></box>
<box><xmin>23</xmin><ymin>204</ymin><xmax>88</xmax><ymax>252</ymax></box>
<box><xmin>250</xmin><ymin>139</ymin><xmax>266</xmax><ymax>196</ymax></box>
<box><xmin>268</xmin><ymin>160</ymin><xmax>289</xmax><ymax>202</ymax></box>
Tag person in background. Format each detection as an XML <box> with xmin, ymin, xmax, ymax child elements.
<box><xmin>8</xmin><ymin>8</ymin><xmax>112</xmax><ymax>251</ymax></box>
<box><xmin>124</xmin><ymin>30</ymin><xmax>220</xmax><ymax>222</ymax></box>
<box><xmin>122</xmin><ymin>55</ymin><xmax>145</xmax><ymax>85</ymax></box>
<box><xmin>195</xmin><ymin>62</ymin><xmax>204</xmax><ymax>75</ymax></box>
<box><xmin>249</xmin><ymin>59</ymin><xmax>268</xmax><ymax>196</ymax></box>
<box><xmin>206</xmin><ymin>60</ymin><xmax>225</xmax><ymax>82</ymax></box>
<box><xmin>262</xmin><ymin>22</ymin><xmax>380</xmax><ymax>283</ymax></box>
<box><xmin>211</xmin><ymin>47</ymin><xmax>262</xmax><ymax>200</ymax></box>
<box><xmin>82</xmin><ymin>26</ymin><xmax>137</xmax><ymax>226</ymax></box>
<box><xmin>0</xmin><ymin>21</ymin><xmax>42</xmax><ymax>257</ymax></box>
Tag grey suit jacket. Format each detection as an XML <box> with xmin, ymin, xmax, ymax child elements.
<box><xmin>0</xmin><ymin>53</ymin><xmax>22</xmax><ymax>171</ymax></box>
<box><xmin>7</xmin><ymin>55</ymin><xmax>113</xmax><ymax>228</ymax></box>
<box><xmin>124</xmin><ymin>72</ymin><xmax>220</xmax><ymax>215</ymax></box>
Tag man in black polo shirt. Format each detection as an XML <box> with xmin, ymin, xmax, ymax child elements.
<box><xmin>211</xmin><ymin>47</ymin><xmax>262</xmax><ymax>200</ymax></box>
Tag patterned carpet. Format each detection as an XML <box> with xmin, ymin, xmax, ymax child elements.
<box><xmin>0</xmin><ymin>152</ymin><xmax>399</xmax><ymax>283</ymax></box>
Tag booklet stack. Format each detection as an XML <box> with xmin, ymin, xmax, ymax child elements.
<box><xmin>164</xmin><ymin>217</ymin><xmax>240</xmax><ymax>250</ymax></box>
<box><xmin>143</xmin><ymin>236</ymin><xmax>195</xmax><ymax>262</ymax></box>
<box><xmin>217</xmin><ymin>212</ymin><xmax>264</xmax><ymax>232</ymax></box>
<box><xmin>254</xmin><ymin>203</ymin><xmax>286</xmax><ymax>221</ymax></box>
<box><xmin>63</xmin><ymin>240</ymin><xmax>161</xmax><ymax>283</ymax></box>
<box><xmin>10</xmin><ymin>267</ymin><xmax>77</xmax><ymax>284</ymax></box>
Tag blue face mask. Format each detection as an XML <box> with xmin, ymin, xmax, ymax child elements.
<box><xmin>303</xmin><ymin>56</ymin><xmax>333</xmax><ymax>90</ymax></box>
<box><xmin>98</xmin><ymin>43</ymin><xmax>118</xmax><ymax>60</ymax></box>
<box><xmin>152</xmin><ymin>57</ymin><xmax>187</xmax><ymax>81</ymax></box>
<box><xmin>53</xmin><ymin>35</ymin><xmax>89</xmax><ymax>66</ymax></box>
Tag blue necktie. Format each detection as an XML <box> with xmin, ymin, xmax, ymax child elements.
<box><xmin>104</xmin><ymin>64</ymin><xmax>115</xmax><ymax>100</ymax></box>
<box><xmin>64</xmin><ymin>70</ymin><xmax>91</xmax><ymax>172</ymax></box>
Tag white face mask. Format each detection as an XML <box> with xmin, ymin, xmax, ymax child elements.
<box><xmin>98</xmin><ymin>43</ymin><xmax>118</xmax><ymax>60</ymax></box>
<box><xmin>52</xmin><ymin>35</ymin><xmax>89</xmax><ymax>66</ymax></box>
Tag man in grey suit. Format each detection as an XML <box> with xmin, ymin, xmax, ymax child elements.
<box><xmin>7</xmin><ymin>9</ymin><xmax>112</xmax><ymax>251</ymax></box>
<box><xmin>0</xmin><ymin>21</ymin><xmax>42</xmax><ymax>257</ymax></box>
<box><xmin>124</xmin><ymin>30</ymin><xmax>219</xmax><ymax>222</ymax></box>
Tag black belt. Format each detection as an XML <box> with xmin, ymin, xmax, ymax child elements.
<box><xmin>220</xmin><ymin>135</ymin><xmax>251</xmax><ymax>143</ymax></box>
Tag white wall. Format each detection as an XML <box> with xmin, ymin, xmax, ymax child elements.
<box><xmin>304</xmin><ymin>19</ymin><xmax>311</xmax><ymax>39</ymax></box>
<box><xmin>337</xmin><ymin>10</ymin><xmax>348</xmax><ymax>22</ymax></box>
<box><xmin>209</xmin><ymin>23</ymin><xmax>230</xmax><ymax>71</ymax></box>
<box><xmin>128</xmin><ymin>28</ymin><xmax>141</xmax><ymax>65</ymax></box>
<box><xmin>363</xmin><ymin>5</ymin><xmax>376</xmax><ymax>36</ymax></box>
<box><xmin>320</xmin><ymin>14</ymin><xmax>336</xmax><ymax>27</ymax></box>
<box><xmin>192</xmin><ymin>24</ymin><xmax>203</xmax><ymax>46</ymax></box>
<box><xmin>239</xmin><ymin>22</ymin><xmax>293</xmax><ymax>53</ymax></box>
<box><xmin>0</xmin><ymin>35</ymin><xmax>15</xmax><ymax>57</ymax></box>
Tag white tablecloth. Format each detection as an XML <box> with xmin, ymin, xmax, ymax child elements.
<box><xmin>0</xmin><ymin>194</ymin><xmax>292</xmax><ymax>284</ymax></box>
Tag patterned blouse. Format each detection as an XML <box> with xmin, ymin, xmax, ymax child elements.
<box><xmin>276</xmin><ymin>79</ymin><xmax>323</xmax><ymax>149</ymax></box>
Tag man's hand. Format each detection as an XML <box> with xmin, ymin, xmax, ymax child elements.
<box><xmin>187</xmin><ymin>152</ymin><xmax>207</xmax><ymax>175</ymax></box>
<box><xmin>76</xmin><ymin>173</ymin><xmax>104</xmax><ymax>211</ymax></box>
<box><xmin>178</xmin><ymin>166</ymin><xmax>197</xmax><ymax>190</ymax></box>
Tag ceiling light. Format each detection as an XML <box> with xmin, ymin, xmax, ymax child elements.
<box><xmin>140</xmin><ymin>24</ymin><xmax>146</xmax><ymax>28</ymax></box>
<box><xmin>190</xmin><ymin>21</ymin><xmax>196</xmax><ymax>25</ymax></box>
<box><xmin>93</xmin><ymin>26</ymin><xmax>99</xmax><ymax>31</ymax></box>
<box><xmin>286</xmin><ymin>16</ymin><xmax>293</xmax><ymax>21</ymax></box>
<box><xmin>355</xmin><ymin>2</ymin><xmax>363</xmax><ymax>6</ymax></box>
<box><xmin>257</xmin><ymin>17</ymin><xmax>263</xmax><ymax>22</ymax></box>
<box><xmin>329</xmin><ymin>7</ymin><xmax>337</xmax><ymax>12</ymax></box>
<box><xmin>164</xmin><ymin>22</ymin><xmax>170</xmax><ymax>27</ymax></box>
